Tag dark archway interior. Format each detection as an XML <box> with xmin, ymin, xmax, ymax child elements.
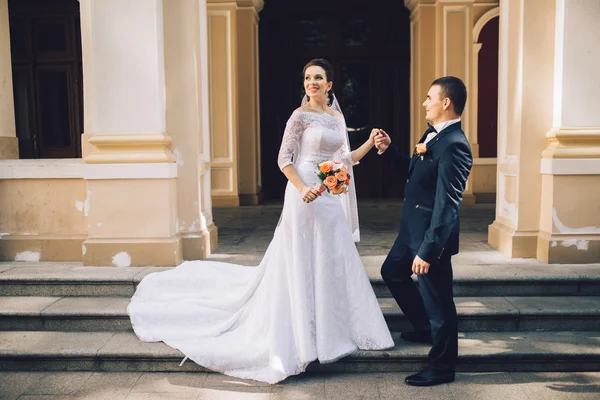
<box><xmin>259</xmin><ymin>0</ymin><xmax>411</xmax><ymax>200</ymax></box>
<box><xmin>477</xmin><ymin>15</ymin><xmax>499</xmax><ymax>159</ymax></box>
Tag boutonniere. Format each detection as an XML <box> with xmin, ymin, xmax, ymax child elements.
<box><xmin>414</xmin><ymin>143</ymin><xmax>427</xmax><ymax>160</ymax></box>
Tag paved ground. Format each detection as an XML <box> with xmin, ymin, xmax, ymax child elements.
<box><xmin>1</xmin><ymin>371</ymin><xmax>600</xmax><ymax>399</ymax></box>
<box><xmin>209</xmin><ymin>200</ymin><xmax>522</xmax><ymax>266</ymax></box>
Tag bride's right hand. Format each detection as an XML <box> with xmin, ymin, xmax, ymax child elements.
<box><xmin>301</xmin><ymin>186</ymin><xmax>321</xmax><ymax>203</ymax></box>
<box><xmin>369</xmin><ymin>128</ymin><xmax>381</xmax><ymax>146</ymax></box>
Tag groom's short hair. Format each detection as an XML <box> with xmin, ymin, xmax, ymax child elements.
<box><xmin>431</xmin><ymin>76</ymin><xmax>467</xmax><ymax>116</ymax></box>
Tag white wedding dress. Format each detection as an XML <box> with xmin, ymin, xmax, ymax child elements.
<box><xmin>128</xmin><ymin>109</ymin><xmax>394</xmax><ymax>384</ymax></box>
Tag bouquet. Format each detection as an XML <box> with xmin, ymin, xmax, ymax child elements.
<box><xmin>315</xmin><ymin>161</ymin><xmax>351</xmax><ymax>195</ymax></box>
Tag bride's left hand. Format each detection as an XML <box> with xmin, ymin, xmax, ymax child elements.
<box><xmin>301</xmin><ymin>186</ymin><xmax>321</xmax><ymax>203</ymax></box>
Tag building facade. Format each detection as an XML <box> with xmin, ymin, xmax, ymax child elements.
<box><xmin>0</xmin><ymin>0</ymin><xmax>598</xmax><ymax>266</ymax></box>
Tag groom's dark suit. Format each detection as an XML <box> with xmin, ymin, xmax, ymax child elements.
<box><xmin>380</xmin><ymin>121</ymin><xmax>472</xmax><ymax>372</ymax></box>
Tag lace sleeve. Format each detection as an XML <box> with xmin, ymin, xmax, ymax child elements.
<box><xmin>333</xmin><ymin>117</ymin><xmax>358</xmax><ymax>167</ymax></box>
<box><xmin>277</xmin><ymin>110</ymin><xmax>305</xmax><ymax>170</ymax></box>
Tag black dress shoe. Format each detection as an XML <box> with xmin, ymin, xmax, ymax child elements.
<box><xmin>405</xmin><ymin>368</ymin><xmax>455</xmax><ymax>386</ymax></box>
<box><xmin>400</xmin><ymin>331</ymin><xmax>432</xmax><ymax>344</ymax></box>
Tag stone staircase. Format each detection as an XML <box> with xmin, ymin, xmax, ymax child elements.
<box><xmin>1</xmin><ymin>259</ymin><xmax>600</xmax><ymax>374</ymax></box>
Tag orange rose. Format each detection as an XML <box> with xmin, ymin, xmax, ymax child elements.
<box><xmin>335</xmin><ymin>171</ymin><xmax>348</xmax><ymax>181</ymax></box>
<box><xmin>345</xmin><ymin>177</ymin><xmax>351</xmax><ymax>185</ymax></box>
<box><xmin>332</xmin><ymin>185</ymin><xmax>345</xmax><ymax>195</ymax></box>
<box><xmin>340</xmin><ymin>165</ymin><xmax>348</xmax><ymax>172</ymax></box>
<box><xmin>319</xmin><ymin>161</ymin><xmax>334</xmax><ymax>173</ymax></box>
<box><xmin>415</xmin><ymin>143</ymin><xmax>427</xmax><ymax>155</ymax></box>
<box><xmin>324</xmin><ymin>175</ymin><xmax>338</xmax><ymax>190</ymax></box>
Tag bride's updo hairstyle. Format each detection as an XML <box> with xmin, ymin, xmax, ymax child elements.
<box><xmin>303</xmin><ymin>58</ymin><xmax>335</xmax><ymax>107</ymax></box>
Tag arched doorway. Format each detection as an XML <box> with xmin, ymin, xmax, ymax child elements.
<box><xmin>258</xmin><ymin>0</ymin><xmax>411</xmax><ymax>200</ymax></box>
<box><xmin>476</xmin><ymin>15</ymin><xmax>499</xmax><ymax>158</ymax></box>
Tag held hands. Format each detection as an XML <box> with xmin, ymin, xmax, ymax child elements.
<box><xmin>374</xmin><ymin>129</ymin><xmax>392</xmax><ymax>153</ymax></box>
<box><xmin>301</xmin><ymin>185</ymin><xmax>321</xmax><ymax>204</ymax></box>
<box><xmin>412</xmin><ymin>255</ymin><xmax>430</xmax><ymax>275</ymax></box>
<box><xmin>368</xmin><ymin>128</ymin><xmax>381</xmax><ymax>146</ymax></box>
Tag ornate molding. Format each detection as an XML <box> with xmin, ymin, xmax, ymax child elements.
<box><xmin>85</xmin><ymin>133</ymin><xmax>176</xmax><ymax>164</ymax></box>
<box><xmin>473</xmin><ymin>7</ymin><xmax>499</xmax><ymax>42</ymax></box>
<box><xmin>542</xmin><ymin>127</ymin><xmax>600</xmax><ymax>159</ymax></box>
<box><xmin>541</xmin><ymin>158</ymin><xmax>600</xmax><ymax>175</ymax></box>
<box><xmin>404</xmin><ymin>0</ymin><xmax>436</xmax><ymax>13</ymax></box>
<box><xmin>207</xmin><ymin>0</ymin><xmax>264</xmax><ymax>12</ymax></box>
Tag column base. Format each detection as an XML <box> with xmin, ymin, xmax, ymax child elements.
<box><xmin>181</xmin><ymin>222</ymin><xmax>219</xmax><ymax>260</ymax></box>
<box><xmin>538</xmin><ymin>232</ymin><xmax>600</xmax><ymax>264</ymax></box>
<box><xmin>462</xmin><ymin>193</ymin><xmax>476</xmax><ymax>205</ymax></box>
<box><xmin>474</xmin><ymin>193</ymin><xmax>496</xmax><ymax>203</ymax></box>
<box><xmin>82</xmin><ymin>237</ymin><xmax>182</xmax><ymax>267</ymax></box>
<box><xmin>0</xmin><ymin>136</ymin><xmax>18</xmax><ymax>159</ymax></box>
<box><xmin>239</xmin><ymin>192</ymin><xmax>263</xmax><ymax>206</ymax></box>
<box><xmin>0</xmin><ymin>236</ymin><xmax>85</xmax><ymax>262</ymax></box>
<box><xmin>212</xmin><ymin>195</ymin><xmax>240</xmax><ymax>207</ymax></box>
<box><xmin>488</xmin><ymin>221</ymin><xmax>538</xmax><ymax>258</ymax></box>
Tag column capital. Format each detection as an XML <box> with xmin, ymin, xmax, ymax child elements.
<box><xmin>207</xmin><ymin>0</ymin><xmax>264</xmax><ymax>12</ymax></box>
<box><xmin>404</xmin><ymin>0</ymin><xmax>436</xmax><ymax>14</ymax></box>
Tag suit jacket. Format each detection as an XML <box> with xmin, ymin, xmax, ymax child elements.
<box><xmin>381</xmin><ymin>121</ymin><xmax>473</xmax><ymax>263</ymax></box>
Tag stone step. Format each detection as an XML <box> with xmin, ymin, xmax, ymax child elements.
<box><xmin>362</xmin><ymin>257</ymin><xmax>600</xmax><ymax>298</ymax></box>
<box><xmin>2</xmin><ymin>261</ymin><xmax>600</xmax><ymax>298</ymax></box>
<box><xmin>1</xmin><ymin>330</ymin><xmax>598</xmax><ymax>373</ymax></box>
<box><xmin>2</xmin><ymin>295</ymin><xmax>599</xmax><ymax>332</ymax></box>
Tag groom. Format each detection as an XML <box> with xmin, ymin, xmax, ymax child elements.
<box><xmin>374</xmin><ymin>76</ymin><xmax>473</xmax><ymax>386</ymax></box>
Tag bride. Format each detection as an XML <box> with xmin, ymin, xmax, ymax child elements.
<box><xmin>128</xmin><ymin>58</ymin><xmax>394</xmax><ymax>384</ymax></box>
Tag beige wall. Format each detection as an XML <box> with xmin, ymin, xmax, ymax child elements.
<box><xmin>489</xmin><ymin>0</ymin><xmax>556</xmax><ymax>258</ymax></box>
<box><xmin>0</xmin><ymin>161</ymin><xmax>189</xmax><ymax>266</ymax></box>
<box><xmin>208</xmin><ymin>1</ymin><xmax>240</xmax><ymax>207</ymax></box>
<box><xmin>0</xmin><ymin>0</ymin><xmax>220</xmax><ymax>266</ymax></box>
<box><xmin>163</xmin><ymin>0</ymin><xmax>217</xmax><ymax>259</ymax></box>
<box><xmin>0</xmin><ymin>0</ymin><xmax>17</xmax><ymax>159</ymax></box>
<box><xmin>80</xmin><ymin>0</ymin><xmax>181</xmax><ymax>266</ymax></box>
<box><xmin>488</xmin><ymin>0</ymin><xmax>600</xmax><ymax>263</ymax></box>
<box><xmin>0</xmin><ymin>170</ymin><xmax>86</xmax><ymax>262</ymax></box>
<box><xmin>208</xmin><ymin>0</ymin><xmax>263</xmax><ymax>207</ymax></box>
<box><xmin>471</xmin><ymin>158</ymin><xmax>496</xmax><ymax>201</ymax></box>
<box><xmin>236</xmin><ymin>5</ymin><xmax>262</xmax><ymax>205</ymax></box>
<box><xmin>536</xmin><ymin>0</ymin><xmax>600</xmax><ymax>263</ymax></box>
<box><xmin>407</xmin><ymin>0</ymin><xmax>500</xmax><ymax>205</ymax></box>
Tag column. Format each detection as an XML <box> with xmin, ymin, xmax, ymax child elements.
<box><xmin>0</xmin><ymin>0</ymin><xmax>18</xmax><ymax>159</ymax></box>
<box><xmin>163</xmin><ymin>0</ymin><xmax>217</xmax><ymax>259</ymax></box>
<box><xmin>488</xmin><ymin>0</ymin><xmax>556</xmax><ymax>258</ymax></box>
<box><xmin>207</xmin><ymin>0</ymin><xmax>263</xmax><ymax>207</ymax></box>
<box><xmin>471</xmin><ymin>5</ymin><xmax>499</xmax><ymax>203</ymax></box>
<box><xmin>406</xmin><ymin>0</ymin><xmax>437</xmax><ymax>152</ymax></box>
<box><xmin>406</xmin><ymin>0</ymin><xmax>479</xmax><ymax>204</ymax></box>
<box><xmin>236</xmin><ymin>2</ymin><xmax>262</xmax><ymax>205</ymax></box>
<box><xmin>80</xmin><ymin>0</ymin><xmax>181</xmax><ymax>266</ymax></box>
<box><xmin>438</xmin><ymin>0</ymin><xmax>476</xmax><ymax>204</ymax></box>
<box><xmin>537</xmin><ymin>0</ymin><xmax>600</xmax><ymax>263</ymax></box>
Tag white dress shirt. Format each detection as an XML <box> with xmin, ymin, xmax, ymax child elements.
<box><xmin>425</xmin><ymin>118</ymin><xmax>461</xmax><ymax>144</ymax></box>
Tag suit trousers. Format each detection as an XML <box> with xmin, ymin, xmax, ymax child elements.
<box><xmin>380</xmin><ymin>235</ymin><xmax>458</xmax><ymax>371</ymax></box>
